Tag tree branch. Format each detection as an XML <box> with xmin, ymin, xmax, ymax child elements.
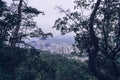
<box><xmin>88</xmin><ymin>0</ymin><xmax>116</xmax><ymax>80</ymax></box>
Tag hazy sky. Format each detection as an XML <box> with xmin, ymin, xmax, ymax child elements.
<box><xmin>28</xmin><ymin>0</ymin><xmax>75</xmax><ymax>36</ymax></box>
<box><xmin>5</xmin><ymin>0</ymin><xmax>75</xmax><ymax>36</ymax></box>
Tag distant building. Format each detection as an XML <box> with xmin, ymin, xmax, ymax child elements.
<box><xmin>26</xmin><ymin>40</ymin><xmax>74</xmax><ymax>54</ymax></box>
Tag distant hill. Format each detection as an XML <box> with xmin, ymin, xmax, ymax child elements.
<box><xmin>45</xmin><ymin>35</ymin><xmax>74</xmax><ymax>45</ymax></box>
<box><xmin>26</xmin><ymin>35</ymin><xmax>74</xmax><ymax>45</ymax></box>
<box><xmin>24</xmin><ymin>35</ymin><xmax>75</xmax><ymax>50</ymax></box>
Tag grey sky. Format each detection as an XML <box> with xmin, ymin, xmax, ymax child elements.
<box><xmin>5</xmin><ymin>0</ymin><xmax>75</xmax><ymax>36</ymax></box>
<box><xmin>28</xmin><ymin>0</ymin><xmax>75</xmax><ymax>36</ymax></box>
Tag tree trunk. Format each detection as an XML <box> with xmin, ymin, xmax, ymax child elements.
<box><xmin>11</xmin><ymin>0</ymin><xmax>23</xmax><ymax>47</ymax></box>
<box><xmin>88</xmin><ymin>0</ymin><xmax>116</xmax><ymax>80</ymax></box>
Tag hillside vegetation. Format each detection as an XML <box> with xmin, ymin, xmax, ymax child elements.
<box><xmin>0</xmin><ymin>46</ymin><xmax>96</xmax><ymax>80</ymax></box>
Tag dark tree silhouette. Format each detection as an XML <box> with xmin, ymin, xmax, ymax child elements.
<box><xmin>0</xmin><ymin>0</ymin><xmax>52</xmax><ymax>47</ymax></box>
<box><xmin>54</xmin><ymin>0</ymin><xmax>120</xmax><ymax>80</ymax></box>
<box><xmin>10</xmin><ymin>0</ymin><xmax>52</xmax><ymax>47</ymax></box>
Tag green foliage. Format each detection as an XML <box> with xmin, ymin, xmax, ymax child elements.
<box><xmin>9</xmin><ymin>0</ymin><xmax>49</xmax><ymax>43</ymax></box>
<box><xmin>54</xmin><ymin>0</ymin><xmax>120</xmax><ymax>80</ymax></box>
<box><xmin>0</xmin><ymin>0</ymin><xmax>7</xmax><ymax>43</ymax></box>
<box><xmin>0</xmin><ymin>0</ymin><xmax>7</xmax><ymax>16</ymax></box>
<box><xmin>22</xmin><ymin>6</ymin><xmax>44</xmax><ymax>15</ymax></box>
<box><xmin>0</xmin><ymin>0</ymin><xmax>17</xmax><ymax>46</ymax></box>
<box><xmin>30</xmin><ymin>28</ymin><xmax>53</xmax><ymax>39</ymax></box>
<box><xmin>0</xmin><ymin>0</ymin><xmax>52</xmax><ymax>47</ymax></box>
<box><xmin>0</xmin><ymin>47</ymin><xmax>95</xmax><ymax>80</ymax></box>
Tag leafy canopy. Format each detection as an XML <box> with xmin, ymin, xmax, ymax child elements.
<box><xmin>54</xmin><ymin>0</ymin><xmax>120</xmax><ymax>80</ymax></box>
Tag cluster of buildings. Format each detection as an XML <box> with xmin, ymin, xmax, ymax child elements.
<box><xmin>29</xmin><ymin>40</ymin><xmax>73</xmax><ymax>54</ymax></box>
<box><xmin>21</xmin><ymin>39</ymin><xmax>88</xmax><ymax>62</ymax></box>
<box><xmin>39</xmin><ymin>42</ymin><xmax>73</xmax><ymax>54</ymax></box>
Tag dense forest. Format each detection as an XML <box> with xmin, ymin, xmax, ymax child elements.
<box><xmin>0</xmin><ymin>46</ymin><xmax>96</xmax><ymax>80</ymax></box>
<box><xmin>0</xmin><ymin>0</ymin><xmax>120</xmax><ymax>80</ymax></box>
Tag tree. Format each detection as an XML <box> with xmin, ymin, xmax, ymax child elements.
<box><xmin>9</xmin><ymin>0</ymin><xmax>52</xmax><ymax>47</ymax></box>
<box><xmin>0</xmin><ymin>46</ymin><xmax>95</xmax><ymax>80</ymax></box>
<box><xmin>0</xmin><ymin>0</ymin><xmax>16</xmax><ymax>48</ymax></box>
<box><xmin>54</xmin><ymin>0</ymin><xmax>120</xmax><ymax>80</ymax></box>
<box><xmin>0</xmin><ymin>0</ymin><xmax>7</xmax><ymax>46</ymax></box>
<box><xmin>0</xmin><ymin>0</ymin><xmax>52</xmax><ymax>49</ymax></box>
